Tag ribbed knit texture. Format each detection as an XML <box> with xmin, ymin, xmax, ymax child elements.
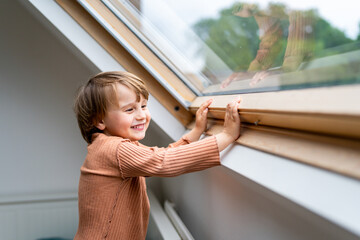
<box><xmin>74</xmin><ymin>133</ymin><xmax>220</xmax><ymax>239</ymax></box>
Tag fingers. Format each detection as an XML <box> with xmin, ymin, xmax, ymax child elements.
<box><xmin>200</xmin><ymin>97</ymin><xmax>240</xmax><ymax>122</ymax></box>
<box><xmin>221</xmin><ymin>78</ymin><xmax>231</xmax><ymax>89</ymax></box>
<box><xmin>232</xmin><ymin>98</ymin><xmax>240</xmax><ymax>120</ymax></box>
<box><xmin>250</xmin><ymin>71</ymin><xmax>267</xmax><ymax>86</ymax></box>
<box><xmin>197</xmin><ymin>98</ymin><xmax>213</xmax><ymax>116</ymax></box>
<box><xmin>223</xmin><ymin>97</ymin><xmax>241</xmax><ymax>141</ymax></box>
<box><xmin>195</xmin><ymin>99</ymin><xmax>213</xmax><ymax>133</ymax></box>
<box><xmin>232</xmin><ymin>100</ymin><xmax>239</xmax><ymax>118</ymax></box>
<box><xmin>221</xmin><ymin>73</ymin><xmax>236</xmax><ymax>89</ymax></box>
<box><xmin>250</xmin><ymin>71</ymin><xmax>272</xmax><ymax>86</ymax></box>
<box><xmin>199</xmin><ymin>98</ymin><xmax>213</xmax><ymax>110</ymax></box>
<box><xmin>226</xmin><ymin>102</ymin><xmax>232</xmax><ymax>120</ymax></box>
<box><xmin>221</xmin><ymin>72</ymin><xmax>249</xmax><ymax>89</ymax></box>
<box><xmin>226</xmin><ymin>97</ymin><xmax>241</xmax><ymax>120</ymax></box>
<box><xmin>249</xmin><ymin>72</ymin><xmax>262</xmax><ymax>86</ymax></box>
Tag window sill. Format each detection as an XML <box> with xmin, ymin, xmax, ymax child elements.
<box><xmin>189</xmin><ymin>84</ymin><xmax>360</xmax><ymax>179</ymax></box>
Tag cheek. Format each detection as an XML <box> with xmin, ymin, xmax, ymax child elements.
<box><xmin>114</xmin><ymin>114</ymin><xmax>131</xmax><ymax>128</ymax></box>
<box><xmin>124</xmin><ymin>115</ymin><xmax>134</xmax><ymax>126</ymax></box>
<box><xmin>146</xmin><ymin>111</ymin><xmax>151</xmax><ymax>122</ymax></box>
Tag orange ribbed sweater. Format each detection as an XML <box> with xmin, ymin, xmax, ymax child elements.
<box><xmin>74</xmin><ymin>133</ymin><xmax>220</xmax><ymax>239</ymax></box>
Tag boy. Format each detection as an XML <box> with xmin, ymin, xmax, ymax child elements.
<box><xmin>73</xmin><ymin>71</ymin><xmax>241</xmax><ymax>239</ymax></box>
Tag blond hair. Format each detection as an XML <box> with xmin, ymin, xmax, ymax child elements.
<box><xmin>74</xmin><ymin>71</ymin><xmax>149</xmax><ymax>143</ymax></box>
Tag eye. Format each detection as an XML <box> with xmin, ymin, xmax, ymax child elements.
<box><xmin>125</xmin><ymin>108</ymin><xmax>134</xmax><ymax>112</ymax></box>
<box><xmin>141</xmin><ymin>104</ymin><xmax>147</xmax><ymax>109</ymax></box>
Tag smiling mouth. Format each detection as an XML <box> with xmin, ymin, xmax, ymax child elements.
<box><xmin>131</xmin><ymin>124</ymin><xmax>145</xmax><ymax>131</ymax></box>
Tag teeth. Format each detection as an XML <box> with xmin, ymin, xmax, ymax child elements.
<box><xmin>132</xmin><ymin>124</ymin><xmax>144</xmax><ymax>129</ymax></box>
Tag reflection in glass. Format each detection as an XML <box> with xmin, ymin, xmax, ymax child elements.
<box><xmin>221</xmin><ymin>3</ymin><xmax>316</xmax><ymax>88</ymax></box>
<box><xmin>108</xmin><ymin>0</ymin><xmax>360</xmax><ymax>95</ymax></box>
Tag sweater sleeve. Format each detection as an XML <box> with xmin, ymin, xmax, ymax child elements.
<box><xmin>167</xmin><ymin>136</ymin><xmax>192</xmax><ymax>148</ymax></box>
<box><xmin>116</xmin><ymin>136</ymin><xmax>220</xmax><ymax>178</ymax></box>
<box><xmin>138</xmin><ymin>136</ymin><xmax>192</xmax><ymax>149</ymax></box>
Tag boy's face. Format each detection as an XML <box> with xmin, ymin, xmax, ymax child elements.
<box><xmin>97</xmin><ymin>83</ymin><xmax>151</xmax><ymax>141</ymax></box>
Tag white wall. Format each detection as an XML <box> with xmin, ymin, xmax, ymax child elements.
<box><xmin>0</xmin><ymin>0</ymin><xmax>96</xmax><ymax>196</ymax></box>
<box><xmin>0</xmin><ymin>1</ymin><xmax>95</xmax><ymax>239</ymax></box>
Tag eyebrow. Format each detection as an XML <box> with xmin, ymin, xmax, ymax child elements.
<box><xmin>119</xmin><ymin>99</ymin><xmax>147</xmax><ymax>109</ymax></box>
<box><xmin>120</xmin><ymin>102</ymin><xmax>135</xmax><ymax>109</ymax></box>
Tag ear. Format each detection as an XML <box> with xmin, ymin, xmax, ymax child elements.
<box><xmin>96</xmin><ymin>119</ymin><xmax>106</xmax><ymax>131</ymax></box>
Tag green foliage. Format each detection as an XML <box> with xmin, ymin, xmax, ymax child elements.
<box><xmin>192</xmin><ymin>2</ymin><xmax>357</xmax><ymax>73</ymax></box>
<box><xmin>193</xmin><ymin>11</ymin><xmax>260</xmax><ymax>71</ymax></box>
<box><xmin>314</xmin><ymin>18</ymin><xmax>353</xmax><ymax>51</ymax></box>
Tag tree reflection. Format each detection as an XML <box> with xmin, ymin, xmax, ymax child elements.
<box><xmin>192</xmin><ymin>2</ymin><xmax>358</xmax><ymax>89</ymax></box>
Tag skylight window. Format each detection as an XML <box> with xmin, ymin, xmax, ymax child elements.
<box><xmin>102</xmin><ymin>0</ymin><xmax>360</xmax><ymax>95</ymax></box>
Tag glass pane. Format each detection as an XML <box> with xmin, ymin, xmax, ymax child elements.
<box><xmin>107</xmin><ymin>0</ymin><xmax>360</xmax><ymax>95</ymax></box>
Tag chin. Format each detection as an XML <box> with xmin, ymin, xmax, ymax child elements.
<box><xmin>132</xmin><ymin>129</ymin><xmax>147</xmax><ymax>141</ymax></box>
<box><xmin>138</xmin><ymin>134</ymin><xmax>146</xmax><ymax>141</ymax></box>
<box><xmin>131</xmin><ymin>134</ymin><xmax>146</xmax><ymax>141</ymax></box>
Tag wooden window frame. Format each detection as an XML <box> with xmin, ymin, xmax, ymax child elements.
<box><xmin>190</xmin><ymin>85</ymin><xmax>360</xmax><ymax>179</ymax></box>
<box><xmin>56</xmin><ymin>0</ymin><xmax>360</xmax><ymax>180</ymax></box>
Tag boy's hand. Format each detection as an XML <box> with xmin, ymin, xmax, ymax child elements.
<box><xmin>195</xmin><ymin>98</ymin><xmax>213</xmax><ymax>133</ymax></box>
<box><xmin>223</xmin><ymin>97</ymin><xmax>241</xmax><ymax>141</ymax></box>
<box><xmin>184</xmin><ymin>99</ymin><xmax>213</xmax><ymax>142</ymax></box>
<box><xmin>215</xmin><ymin>97</ymin><xmax>241</xmax><ymax>151</ymax></box>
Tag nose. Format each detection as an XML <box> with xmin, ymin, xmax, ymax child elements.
<box><xmin>135</xmin><ymin>108</ymin><xmax>146</xmax><ymax>120</ymax></box>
